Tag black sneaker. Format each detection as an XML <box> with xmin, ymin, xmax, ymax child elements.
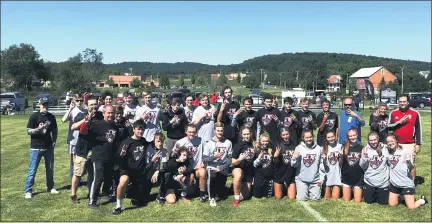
<box><xmin>88</xmin><ymin>203</ymin><xmax>98</xmax><ymax>210</ymax></box>
<box><xmin>200</xmin><ymin>195</ymin><xmax>207</xmax><ymax>203</ymax></box>
<box><xmin>71</xmin><ymin>195</ymin><xmax>80</xmax><ymax>204</ymax></box>
<box><xmin>156</xmin><ymin>196</ymin><xmax>166</xmax><ymax>205</ymax></box>
<box><xmin>421</xmin><ymin>195</ymin><xmax>428</xmax><ymax>206</ymax></box>
<box><xmin>112</xmin><ymin>207</ymin><xmax>122</xmax><ymax>215</ymax></box>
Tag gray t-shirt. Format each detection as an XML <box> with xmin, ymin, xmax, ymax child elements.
<box><xmin>134</xmin><ymin>104</ymin><xmax>162</xmax><ymax>142</ymax></box>
<box><xmin>291</xmin><ymin>142</ymin><xmax>326</xmax><ymax>183</ymax></box>
<box><xmin>324</xmin><ymin>143</ymin><xmax>343</xmax><ymax>186</ymax></box>
<box><xmin>359</xmin><ymin>143</ymin><xmax>390</xmax><ymax>188</ymax></box>
<box><xmin>67</xmin><ymin>107</ymin><xmax>87</xmax><ymax>145</ymax></box>
<box><xmin>389</xmin><ymin>148</ymin><xmax>415</xmax><ymax>189</ymax></box>
<box><xmin>202</xmin><ymin>138</ymin><xmax>233</xmax><ymax>176</ymax></box>
<box><xmin>192</xmin><ymin>106</ymin><xmax>215</xmax><ymax>141</ymax></box>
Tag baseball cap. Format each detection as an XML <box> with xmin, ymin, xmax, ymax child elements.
<box><xmin>39</xmin><ymin>97</ymin><xmax>49</xmax><ymax>105</ymax></box>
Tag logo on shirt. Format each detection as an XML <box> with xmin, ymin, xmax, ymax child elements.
<box><xmin>389</xmin><ymin>155</ymin><xmax>400</xmax><ymax>169</ymax></box>
<box><xmin>240</xmin><ymin>147</ymin><xmax>255</xmax><ymax>161</ymax></box>
<box><xmin>283</xmin><ymin>116</ymin><xmax>293</xmax><ymax>128</ymax></box>
<box><xmin>186</xmin><ymin>110</ymin><xmax>193</xmax><ymax>123</ymax></box>
<box><xmin>303</xmin><ymin>154</ymin><xmax>317</xmax><ymax>167</ymax></box>
<box><xmin>262</xmin><ymin>114</ymin><xmax>274</xmax><ymax>126</ymax></box>
<box><xmin>213</xmin><ymin>146</ymin><xmax>227</xmax><ymax>161</ymax></box>
<box><xmin>132</xmin><ymin>145</ymin><xmax>145</xmax><ymax>161</ymax></box>
<box><xmin>228</xmin><ymin>108</ymin><xmax>237</xmax><ymax>120</ymax></box>
<box><xmin>325</xmin><ymin>119</ymin><xmax>336</xmax><ymax>131</ymax></box>
<box><xmin>261</xmin><ymin>152</ymin><xmax>272</xmax><ymax>168</ymax></box>
<box><xmin>244</xmin><ymin>117</ymin><xmax>254</xmax><ymax>128</ymax></box>
<box><xmin>187</xmin><ymin>145</ymin><xmax>199</xmax><ymax>158</ymax></box>
<box><xmin>347</xmin><ymin>152</ymin><xmax>361</xmax><ymax>166</ymax></box>
<box><xmin>378</xmin><ymin>119</ymin><xmax>388</xmax><ymax>132</ymax></box>
<box><xmin>143</xmin><ymin>111</ymin><xmax>157</xmax><ymax>123</ymax></box>
<box><xmin>369</xmin><ymin>155</ymin><xmax>384</xmax><ymax>169</ymax></box>
<box><xmin>105</xmin><ymin>129</ymin><xmax>116</xmax><ymax>143</ymax></box>
<box><xmin>328</xmin><ymin>152</ymin><xmax>340</xmax><ymax>165</ymax></box>
<box><xmin>283</xmin><ymin>150</ymin><xmax>294</xmax><ymax>164</ymax></box>
<box><xmin>301</xmin><ymin>115</ymin><xmax>313</xmax><ymax>129</ymax></box>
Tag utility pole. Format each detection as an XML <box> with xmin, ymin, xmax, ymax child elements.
<box><xmin>260</xmin><ymin>69</ymin><xmax>264</xmax><ymax>88</ymax></box>
<box><xmin>279</xmin><ymin>73</ymin><xmax>282</xmax><ymax>87</ymax></box>
<box><xmin>401</xmin><ymin>66</ymin><xmax>405</xmax><ymax>93</ymax></box>
<box><xmin>296</xmin><ymin>70</ymin><xmax>299</xmax><ymax>87</ymax></box>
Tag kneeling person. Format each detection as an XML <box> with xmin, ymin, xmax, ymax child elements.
<box><xmin>165</xmin><ymin>147</ymin><xmax>195</xmax><ymax>204</ymax></box>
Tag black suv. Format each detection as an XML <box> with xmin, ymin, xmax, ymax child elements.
<box><xmin>409</xmin><ymin>94</ymin><xmax>432</xmax><ymax>108</ymax></box>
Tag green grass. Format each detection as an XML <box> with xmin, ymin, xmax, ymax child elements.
<box><xmin>1</xmin><ymin>110</ymin><xmax>431</xmax><ymax>221</ymax></box>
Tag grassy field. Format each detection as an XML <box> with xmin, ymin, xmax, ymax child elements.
<box><xmin>1</xmin><ymin>110</ymin><xmax>431</xmax><ymax>222</ymax></box>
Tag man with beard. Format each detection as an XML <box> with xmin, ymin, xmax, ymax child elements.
<box><xmin>70</xmin><ymin>96</ymin><xmax>102</xmax><ymax>204</ymax></box>
<box><xmin>134</xmin><ymin>90</ymin><xmax>162</xmax><ymax>143</ymax></box>
<box><xmin>338</xmin><ymin>97</ymin><xmax>365</xmax><ymax>144</ymax></box>
<box><xmin>24</xmin><ymin>97</ymin><xmax>58</xmax><ymax>199</ymax></box>
<box><xmin>231</xmin><ymin>97</ymin><xmax>257</xmax><ymax>140</ymax></box>
<box><xmin>316</xmin><ymin>100</ymin><xmax>339</xmax><ymax>146</ymax></box>
<box><xmin>388</xmin><ymin>95</ymin><xmax>422</xmax><ymax>182</ymax></box>
<box><xmin>280</xmin><ymin>97</ymin><xmax>301</xmax><ymax>146</ymax></box>
<box><xmin>297</xmin><ymin>97</ymin><xmax>317</xmax><ymax>134</ymax></box>
<box><xmin>80</xmin><ymin>105</ymin><xmax>119</xmax><ymax>209</ymax></box>
<box><xmin>253</xmin><ymin>94</ymin><xmax>282</xmax><ymax>148</ymax></box>
<box><xmin>369</xmin><ymin>102</ymin><xmax>389</xmax><ymax>143</ymax></box>
<box><xmin>215</xmin><ymin>86</ymin><xmax>240</xmax><ymax>145</ymax></box>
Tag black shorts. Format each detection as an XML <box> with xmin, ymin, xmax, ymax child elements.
<box><xmin>235</xmin><ymin>168</ymin><xmax>254</xmax><ymax>184</ymax></box>
<box><xmin>119</xmin><ymin>169</ymin><xmax>145</xmax><ymax>181</ymax></box>
<box><xmin>274</xmin><ymin>176</ymin><xmax>295</xmax><ymax>185</ymax></box>
<box><xmin>389</xmin><ymin>184</ymin><xmax>415</xmax><ymax>195</ymax></box>
<box><xmin>363</xmin><ymin>183</ymin><xmax>389</xmax><ymax>205</ymax></box>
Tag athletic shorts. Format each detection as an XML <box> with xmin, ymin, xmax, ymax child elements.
<box><xmin>73</xmin><ymin>155</ymin><xmax>87</xmax><ymax>177</ymax></box>
<box><xmin>400</xmin><ymin>143</ymin><xmax>416</xmax><ymax>164</ymax></box>
<box><xmin>389</xmin><ymin>184</ymin><xmax>415</xmax><ymax>195</ymax></box>
<box><xmin>233</xmin><ymin>168</ymin><xmax>254</xmax><ymax>184</ymax></box>
<box><xmin>69</xmin><ymin>144</ymin><xmax>76</xmax><ymax>155</ymax></box>
<box><xmin>274</xmin><ymin>175</ymin><xmax>295</xmax><ymax>185</ymax></box>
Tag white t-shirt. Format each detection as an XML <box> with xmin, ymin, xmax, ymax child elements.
<box><xmin>192</xmin><ymin>106</ymin><xmax>215</xmax><ymax>141</ymax></box>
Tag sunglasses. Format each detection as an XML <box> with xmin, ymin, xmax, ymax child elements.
<box><xmin>75</xmin><ymin>100</ymin><xmax>83</xmax><ymax>102</ymax></box>
<box><xmin>344</xmin><ymin>104</ymin><xmax>352</xmax><ymax>106</ymax></box>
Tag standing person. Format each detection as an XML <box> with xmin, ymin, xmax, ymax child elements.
<box><xmin>203</xmin><ymin>122</ymin><xmax>233</xmax><ymax>207</ymax></box>
<box><xmin>111</xmin><ymin>106</ymin><xmax>130</xmax><ymax>196</ymax></box>
<box><xmin>192</xmin><ymin>94</ymin><xmax>216</xmax><ymax>141</ymax></box>
<box><xmin>388</xmin><ymin>94</ymin><xmax>422</xmax><ymax>182</ymax></box>
<box><xmin>134</xmin><ymin>90</ymin><xmax>163</xmax><ymax>143</ymax></box>
<box><xmin>183</xmin><ymin>95</ymin><xmax>196</xmax><ymax>123</ymax></box>
<box><xmin>322</xmin><ymin>131</ymin><xmax>342</xmax><ymax>200</ymax></box>
<box><xmin>61</xmin><ymin>94</ymin><xmax>87</xmax><ymax>180</ymax></box>
<box><xmin>172</xmin><ymin>124</ymin><xmax>207</xmax><ymax>202</ymax></box>
<box><xmin>340</xmin><ymin>129</ymin><xmax>364</xmax><ymax>203</ymax></box>
<box><xmin>280</xmin><ymin>97</ymin><xmax>301</xmax><ymax>146</ymax></box>
<box><xmin>273</xmin><ymin>128</ymin><xmax>297</xmax><ymax>200</ymax></box>
<box><xmin>211</xmin><ymin>93</ymin><xmax>218</xmax><ymax>104</ymax></box>
<box><xmin>112</xmin><ymin>120</ymin><xmax>151</xmax><ymax>214</ymax></box>
<box><xmin>359</xmin><ymin>132</ymin><xmax>390</xmax><ymax>205</ymax></box>
<box><xmin>297</xmin><ymin>97</ymin><xmax>317</xmax><ymax>134</ymax></box>
<box><xmin>231</xmin><ymin>97</ymin><xmax>257</xmax><ymax>140</ymax></box>
<box><xmin>162</xmin><ymin>98</ymin><xmax>188</xmax><ymax>154</ymax></box>
<box><xmin>338</xmin><ymin>97</ymin><xmax>365</xmax><ymax>144</ymax></box>
<box><xmin>123</xmin><ymin>92</ymin><xmax>138</xmax><ymax>125</ymax></box>
<box><xmin>254</xmin><ymin>94</ymin><xmax>282</xmax><ymax>148</ymax></box>
<box><xmin>80</xmin><ymin>105</ymin><xmax>119</xmax><ymax>209</ymax></box>
<box><xmin>252</xmin><ymin>133</ymin><xmax>275</xmax><ymax>199</ymax></box>
<box><xmin>215</xmin><ymin>86</ymin><xmax>240</xmax><ymax>145</ymax></box>
<box><xmin>354</xmin><ymin>94</ymin><xmax>361</xmax><ymax>111</ymax></box>
<box><xmin>98</xmin><ymin>92</ymin><xmax>113</xmax><ymax>113</ymax></box>
<box><xmin>24</xmin><ymin>97</ymin><xmax>59</xmax><ymax>199</ymax></box>
<box><xmin>316</xmin><ymin>100</ymin><xmax>339</xmax><ymax>147</ymax></box>
<box><xmin>290</xmin><ymin>130</ymin><xmax>325</xmax><ymax>201</ymax></box>
<box><xmin>386</xmin><ymin>134</ymin><xmax>428</xmax><ymax>209</ymax></box>
<box><xmin>231</xmin><ymin>126</ymin><xmax>256</xmax><ymax>206</ymax></box>
<box><xmin>70</xmin><ymin>96</ymin><xmax>102</xmax><ymax>204</ymax></box>
<box><xmin>369</xmin><ymin>102</ymin><xmax>389</xmax><ymax>143</ymax></box>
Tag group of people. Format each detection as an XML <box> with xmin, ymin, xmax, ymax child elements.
<box><xmin>24</xmin><ymin>87</ymin><xmax>427</xmax><ymax>215</ymax></box>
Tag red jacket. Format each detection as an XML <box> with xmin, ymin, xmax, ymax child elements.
<box><xmin>211</xmin><ymin>95</ymin><xmax>218</xmax><ymax>104</ymax></box>
<box><xmin>388</xmin><ymin>108</ymin><xmax>422</xmax><ymax>145</ymax></box>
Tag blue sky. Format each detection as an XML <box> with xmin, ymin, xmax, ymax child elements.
<box><xmin>1</xmin><ymin>1</ymin><xmax>431</xmax><ymax>65</ymax></box>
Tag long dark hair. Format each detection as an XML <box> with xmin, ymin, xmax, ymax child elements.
<box><xmin>322</xmin><ymin>131</ymin><xmax>336</xmax><ymax>156</ymax></box>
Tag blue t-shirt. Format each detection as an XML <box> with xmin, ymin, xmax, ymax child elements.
<box><xmin>338</xmin><ymin>110</ymin><xmax>365</xmax><ymax>144</ymax></box>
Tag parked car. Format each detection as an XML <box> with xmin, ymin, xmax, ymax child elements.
<box><xmin>250</xmin><ymin>89</ymin><xmax>263</xmax><ymax>96</ymax></box>
<box><xmin>1</xmin><ymin>92</ymin><xmax>27</xmax><ymax>114</ymax></box>
<box><xmin>409</xmin><ymin>94</ymin><xmax>432</xmax><ymax>108</ymax></box>
<box><xmin>249</xmin><ymin>94</ymin><xmax>263</xmax><ymax>105</ymax></box>
<box><xmin>152</xmin><ymin>92</ymin><xmax>161</xmax><ymax>105</ymax></box>
<box><xmin>33</xmin><ymin>93</ymin><xmax>58</xmax><ymax>109</ymax></box>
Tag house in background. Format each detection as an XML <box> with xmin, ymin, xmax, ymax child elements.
<box><xmin>97</xmin><ymin>75</ymin><xmax>142</xmax><ymax>88</ymax></box>
<box><xmin>326</xmin><ymin>74</ymin><xmax>342</xmax><ymax>92</ymax></box>
<box><xmin>210</xmin><ymin>73</ymin><xmax>247</xmax><ymax>81</ymax></box>
<box><xmin>349</xmin><ymin>66</ymin><xmax>397</xmax><ymax>95</ymax></box>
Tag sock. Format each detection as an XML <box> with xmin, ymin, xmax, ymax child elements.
<box><xmin>234</xmin><ymin>195</ymin><xmax>240</xmax><ymax>200</ymax></box>
<box><xmin>181</xmin><ymin>191</ymin><xmax>187</xmax><ymax>197</ymax></box>
<box><xmin>116</xmin><ymin>199</ymin><xmax>122</xmax><ymax>209</ymax></box>
<box><xmin>200</xmin><ymin>190</ymin><xmax>206</xmax><ymax>197</ymax></box>
<box><xmin>420</xmin><ymin>199</ymin><xmax>426</xmax><ymax>205</ymax></box>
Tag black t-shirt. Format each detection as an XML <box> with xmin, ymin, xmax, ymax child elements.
<box><xmin>297</xmin><ymin>109</ymin><xmax>317</xmax><ymax>133</ymax></box>
<box><xmin>369</xmin><ymin>114</ymin><xmax>389</xmax><ymax>143</ymax></box>
<box><xmin>232</xmin><ymin>140</ymin><xmax>256</xmax><ymax>175</ymax></box>
<box><xmin>27</xmin><ymin>111</ymin><xmax>58</xmax><ymax>149</ymax></box>
<box><xmin>236</xmin><ymin>110</ymin><xmax>257</xmax><ymax>139</ymax></box>
<box><xmin>254</xmin><ymin>147</ymin><xmax>274</xmax><ymax>178</ymax></box>
<box><xmin>254</xmin><ymin>107</ymin><xmax>282</xmax><ymax>146</ymax></box>
<box><xmin>73</xmin><ymin>112</ymin><xmax>88</xmax><ymax>158</ymax></box>
<box><xmin>280</xmin><ymin>108</ymin><xmax>301</xmax><ymax>146</ymax></box>
<box><xmin>165</xmin><ymin>157</ymin><xmax>194</xmax><ymax>176</ymax></box>
<box><xmin>162</xmin><ymin>108</ymin><xmax>188</xmax><ymax>139</ymax></box>
<box><xmin>88</xmin><ymin>120</ymin><xmax>119</xmax><ymax>162</ymax></box>
<box><xmin>114</xmin><ymin>118</ymin><xmax>130</xmax><ymax>147</ymax></box>
<box><xmin>273</xmin><ymin>140</ymin><xmax>296</xmax><ymax>183</ymax></box>
<box><xmin>215</xmin><ymin>101</ymin><xmax>240</xmax><ymax>140</ymax></box>
<box><xmin>341</xmin><ymin>144</ymin><xmax>364</xmax><ymax>185</ymax></box>
<box><xmin>315</xmin><ymin>111</ymin><xmax>339</xmax><ymax>146</ymax></box>
<box><xmin>118</xmin><ymin>137</ymin><xmax>149</xmax><ymax>171</ymax></box>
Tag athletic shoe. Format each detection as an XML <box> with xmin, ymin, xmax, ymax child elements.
<box><xmin>25</xmin><ymin>192</ymin><xmax>32</xmax><ymax>199</ymax></box>
<box><xmin>421</xmin><ymin>195</ymin><xmax>428</xmax><ymax>206</ymax></box>
<box><xmin>112</xmin><ymin>207</ymin><xmax>122</xmax><ymax>215</ymax></box>
<box><xmin>232</xmin><ymin>199</ymin><xmax>240</xmax><ymax>207</ymax></box>
<box><xmin>181</xmin><ymin>196</ymin><xmax>191</xmax><ymax>202</ymax></box>
<box><xmin>71</xmin><ymin>195</ymin><xmax>80</xmax><ymax>204</ymax></box>
<box><xmin>199</xmin><ymin>195</ymin><xmax>207</xmax><ymax>203</ymax></box>
<box><xmin>210</xmin><ymin>198</ymin><xmax>217</xmax><ymax>207</ymax></box>
<box><xmin>88</xmin><ymin>203</ymin><xmax>98</xmax><ymax>210</ymax></box>
<box><xmin>239</xmin><ymin>193</ymin><xmax>244</xmax><ymax>201</ymax></box>
<box><xmin>50</xmin><ymin>189</ymin><xmax>59</xmax><ymax>194</ymax></box>
<box><xmin>156</xmin><ymin>196</ymin><xmax>166</xmax><ymax>205</ymax></box>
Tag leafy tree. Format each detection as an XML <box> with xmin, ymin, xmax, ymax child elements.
<box><xmin>1</xmin><ymin>43</ymin><xmax>49</xmax><ymax>91</ymax></box>
<box><xmin>179</xmin><ymin>75</ymin><xmax>185</xmax><ymax>87</ymax></box>
<box><xmin>130</xmin><ymin>77</ymin><xmax>142</xmax><ymax>88</ymax></box>
<box><xmin>217</xmin><ymin>74</ymin><xmax>228</xmax><ymax>86</ymax></box>
<box><xmin>106</xmin><ymin>77</ymin><xmax>115</xmax><ymax>87</ymax></box>
<box><xmin>159</xmin><ymin>75</ymin><xmax>170</xmax><ymax>88</ymax></box>
<box><xmin>236</xmin><ymin>74</ymin><xmax>241</xmax><ymax>84</ymax></box>
<box><xmin>191</xmin><ymin>74</ymin><xmax>196</xmax><ymax>85</ymax></box>
<box><xmin>242</xmin><ymin>75</ymin><xmax>260</xmax><ymax>88</ymax></box>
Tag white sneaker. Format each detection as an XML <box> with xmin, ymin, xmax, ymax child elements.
<box><xmin>209</xmin><ymin>198</ymin><xmax>217</xmax><ymax>207</ymax></box>
<box><xmin>25</xmin><ymin>192</ymin><xmax>32</xmax><ymax>199</ymax></box>
<box><xmin>50</xmin><ymin>189</ymin><xmax>59</xmax><ymax>194</ymax></box>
